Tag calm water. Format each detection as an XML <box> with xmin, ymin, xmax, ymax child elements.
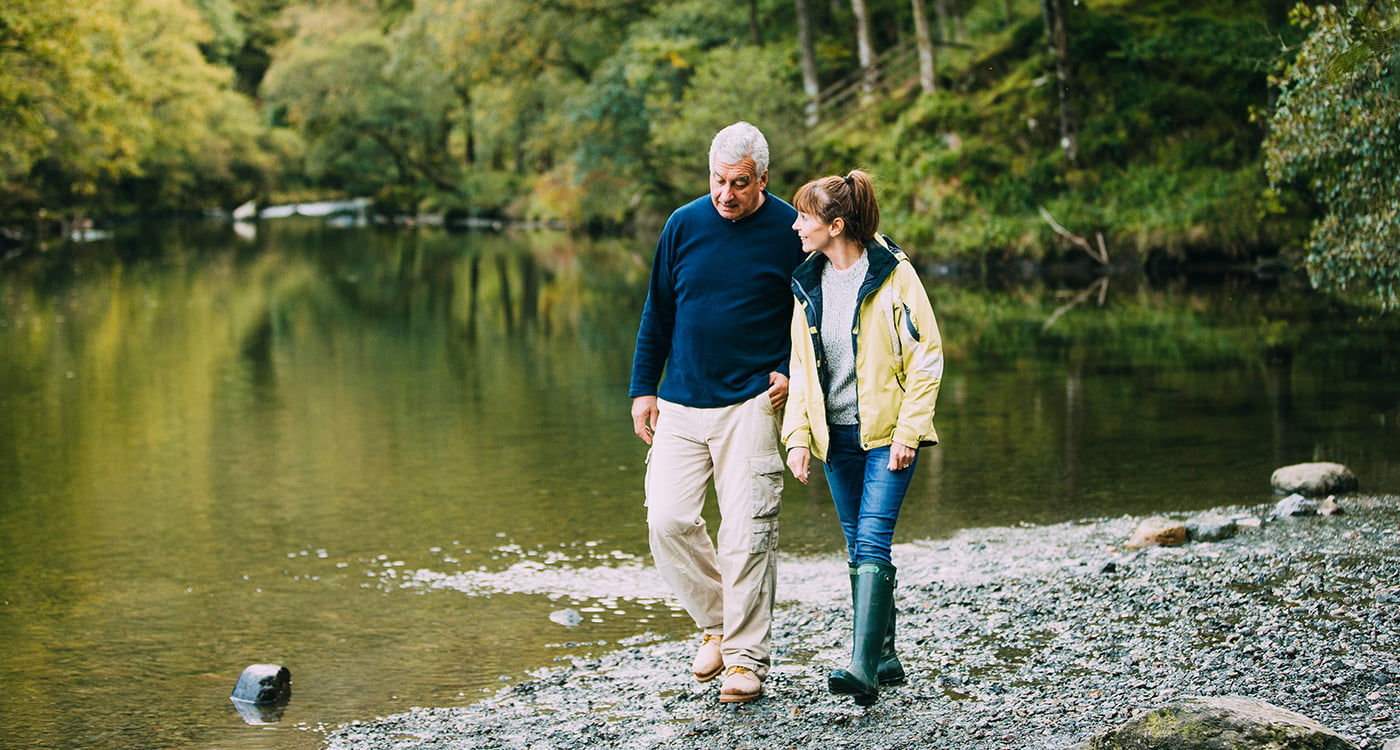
<box><xmin>1</xmin><ymin>219</ymin><xmax>1397</xmax><ymax>749</ymax></box>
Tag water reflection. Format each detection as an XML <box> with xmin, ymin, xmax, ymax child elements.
<box><xmin>0</xmin><ymin>219</ymin><xmax>1397</xmax><ymax>750</ymax></box>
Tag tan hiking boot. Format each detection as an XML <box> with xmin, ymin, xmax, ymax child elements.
<box><xmin>718</xmin><ymin>665</ymin><xmax>762</xmax><ymax>703</ymax></box>
<box><xmin>692</xmin><ymin>633</ymin><xmax>723</xmax><ymax>682</ymax></box>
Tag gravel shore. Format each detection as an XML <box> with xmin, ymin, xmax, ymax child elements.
<box><xmin>324</xmin><ymin>495</ymin><xmax>1400</xmax><ymax>750</ymax></box>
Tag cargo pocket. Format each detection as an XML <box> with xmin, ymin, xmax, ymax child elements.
<box><xmin>749</xmin><ymin>451</ymin><xmax>783</xmax><ymax>553</ymax></box>
<box><xmin>641</xmin><ymin>446</ymin><xmax>654</xmax><ymax>508</ymax></box>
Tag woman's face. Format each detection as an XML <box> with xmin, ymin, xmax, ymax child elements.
<box><xmin>792</xmin><ymin>210</ymin><xmax>837</xmax><ymax>255</ymax></box>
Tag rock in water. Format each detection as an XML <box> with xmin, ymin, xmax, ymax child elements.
<box><xmin>231</xmin><ymin>664</ymin><xmax>292</xmax><ymax>704</ymax></box>
<box><xmin>230</xmin><ymin>664</ymin><xmax>292</xmax><ymax>726</ymax></box>
<box><xmin>549</xmin><ymin>608</ymin><xmax>582</xmax><ymax>627</ymax></box>
<box><xmin>1079</xmin><ymin>695</ymin><xmax>1359</xmax><ymax>750</ymax></box>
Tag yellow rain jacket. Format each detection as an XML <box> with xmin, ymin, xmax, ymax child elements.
<box><xmin>782</xmin><ymin>235</ymin><xmax>943</xmax><ymax>462</ymax></box>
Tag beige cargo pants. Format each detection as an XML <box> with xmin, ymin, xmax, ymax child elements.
<box><xmin>645</xmin><ymin>392</ymin><xmax>783</xmax><ymax>678</ymax></box>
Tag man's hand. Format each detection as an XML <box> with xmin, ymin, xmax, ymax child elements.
<box><xmin>631</xmin><ymin>396</ymin><xmax>659</xmax><ymax>445</ymax></box>
<box><xmin>786</xmin><ymin>446</ymin><xmax>811</xmax><ymax>484</ymax></box>
<box><xmin>767</xmin><ymin>371</ymin><xmax>789</xmax><ymax>411</ymax></box>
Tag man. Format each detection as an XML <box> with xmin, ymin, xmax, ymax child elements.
<box><xmin>629</xmin><ymin>121</ymin><xmax>806</xmax><ymax>704</ymax></box>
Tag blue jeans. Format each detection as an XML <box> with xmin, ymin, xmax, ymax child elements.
<box><xmin>822</xmin><ymin>424</ymin><xmax>918</xmax><ymax>565</ymax></box>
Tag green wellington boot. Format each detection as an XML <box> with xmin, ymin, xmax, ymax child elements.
<box><xmin>829</xmin><ymin>561</ymin><xmax>897</xmax><ymax>706</ymax></box>
<box><xmin>847</xmin><ymin>563</ymin><xmax>906</xmax><ymax>686</ymax></box>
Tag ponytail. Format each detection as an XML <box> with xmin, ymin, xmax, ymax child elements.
<box><xmin>792</xmin><ymin>169</ymin><xmax>881</xmax><ymax>243</ymax></box>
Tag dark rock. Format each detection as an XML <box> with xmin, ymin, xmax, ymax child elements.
<box><xmin>1271</xmin><ymin>462</ymin><xmax>1359</xmax><ymax>496</ymax></box>
<box><xmin>231</xmin><ymin>663</ymin><xmax>292</xmax><ymax>705</ymax></box>
<box><xmin>1079</xmin><ymin>695</ymin><xmax>1358</xmax><ymax>750</ymax></box>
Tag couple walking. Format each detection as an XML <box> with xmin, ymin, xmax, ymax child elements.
<box><xmin>628</xmin><ymin>122</ymin><xmax>944</xmax><ymax>706</ymax></box>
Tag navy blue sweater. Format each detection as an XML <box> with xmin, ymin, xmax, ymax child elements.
<box><xmin>629</xmin><ymin>191</ymin><xmax>806</xmax><ymax>408</ymax></box>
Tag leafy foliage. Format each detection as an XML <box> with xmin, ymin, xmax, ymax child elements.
<box><xmin>1</xmin><ymin>0</ymin><xmax>288</xmax><ymax>222</ymax></box>
<box><xmin>809</xmin><ymin>0</ymin><xmax>1294</xmax><ymax>263</ymax></box>
<box><xmin>1265</xmin><ymin>2</ymin><xmax>1400</xmax><ymax>312</ymax></box>
<box><xmin>1</xmin><ymin>0</ymin><xmax>1394</xmax><ymax>313</ymax></box>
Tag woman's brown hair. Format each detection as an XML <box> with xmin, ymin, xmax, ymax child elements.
<box><xmin>791</xmin><ymin>170</ymin><xmax>880</xmax><ymax>244</ymax></box>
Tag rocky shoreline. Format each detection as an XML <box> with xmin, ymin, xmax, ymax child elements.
<box><xmin>322</xmin><ymin>494</ymin><xmax>1400</xmax><ymax>750</ymax></box>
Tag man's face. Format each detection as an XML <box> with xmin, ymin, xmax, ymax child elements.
<box><xmin>710</xmin><ymin>157</ymin><xmax>768</xmax><ymax>221</ymax></box>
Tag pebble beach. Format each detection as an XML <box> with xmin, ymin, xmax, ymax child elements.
<box><xmin>322</xmin><ymin>494</ymin><xmax>1400</xmax><ymax>750</ymax></box>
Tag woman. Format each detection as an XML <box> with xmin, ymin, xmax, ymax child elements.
<box><xmin>782</xmin><ymin>170</ymin><xmax>944</xmax><ymax>706</ymax></box>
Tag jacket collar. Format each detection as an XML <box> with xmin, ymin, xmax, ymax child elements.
<box><xmin>792</xmin><ymin>234</ymin><xmax>904</xmax><ymax>294</ymax></box>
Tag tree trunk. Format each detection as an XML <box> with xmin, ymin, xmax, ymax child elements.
<box><xmin>455</xmin><ymin>81</ymin><xmax>476</xmax><ymax>168</ymax></box>
<box><xmin>750</xmin><ymin>0</ymin><xmax>762</xmax><ymax>46</ymax></box>
<box><xmin>1041</xmin><ymin>0</ymin><xmax>1080</xmax><ymax>165</ymax></box>
<box><xmin>911</xmin><ymin>0</ymin><xmax>937</xmax><ymax>93</ymax></box>
<box><xmin>851</xmin><ymin>0</ymin><xmax>876</xmax><ymax>101</ymax></box>
<box><xmin>796</xmin><ymin>0</ymin><xmax>821</xmax><ymax>125</ymax></box>
<box><xmin>934</xmin><ymin>0</ymin><xmax>951</xmax><ymax>44</ymax></box>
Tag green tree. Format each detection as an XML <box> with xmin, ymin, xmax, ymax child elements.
<box><xmin>261</xmin><ymin>3</ymin><xmax>454</xmax><ymax>202</ymax></box>
<box><xmin>1</xmin><ymin>1</ymin><xmax>142</xmax><ymax>217</ymax></box>
<box><xmin>115</xmin><ymin>0</ymin><xmax>287</xmax><ymax>211</ymax></box>
<box><xmin>3</xmin><ymin>0</ymin><xmax>284</xmax><ymax>222</ymax></box>
<box><xmin>566</xmin><ymin>0</ymin><xmax>805</xmax><ymax>223</ymax></box>
<box><xmin>1265</xmin><ymin>2</ymin><xmax>1400</xmax><ymax>312</ymax></box>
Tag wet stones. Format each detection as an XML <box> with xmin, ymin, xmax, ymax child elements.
<box><xmin>1076</xmin><ymin>696</ymin><xmax>1360</xmax><ymax>750</ymax></box>
<box><xmin>321</xmin><ymin>495</ymin><xmax>1400</xmax><ymax>750</ymax></box>
<box><xmin>1123</xmin><ymin>512</ymin><xmax>1243</xmax><ymax>550</ymax></box>
<box><xmin>1271</xmin><ymin>462</ymin><xmax>1358</xmax><ymax>496</ymax></box>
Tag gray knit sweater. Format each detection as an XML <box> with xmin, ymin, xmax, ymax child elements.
<box><xmin>819</xmin><ymin>251</ymin><xmax>868</xmax><ymax>426</ymax></box>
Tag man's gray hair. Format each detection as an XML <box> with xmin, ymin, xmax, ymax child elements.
<box><xmin>709</xmin><ymin>121</ymin><xmax>770</xmax><ymax>176</ymax></box>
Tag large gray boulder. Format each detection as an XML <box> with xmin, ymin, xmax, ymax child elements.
<box><xmin>1271</xmin><ymin>462</ymin><xmax>1358</xmax><ymax>496</ymax></box>
<box><xmin>1078</xmin><ymin>696</ymin><xmax>1358</xmax><ymax>750</ymax></box>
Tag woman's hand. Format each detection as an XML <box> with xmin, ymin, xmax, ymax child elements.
<box><xmin>888</xmin><ymin>443</ymin><xmax>917</xmax><ymax>472</ymax></box>
<box><xmin>787</xmin><ymin>446</ymin><xmax>811</xmax><ymax>484</ymax></box>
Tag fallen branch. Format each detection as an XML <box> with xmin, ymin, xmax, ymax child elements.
<box><xmin>1037</xmin><ymin>206</ymin><xmax>1109</xmax><ymax>265</ymax></box>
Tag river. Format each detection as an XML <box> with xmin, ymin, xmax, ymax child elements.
<box><xmin>1</xmin><ymin>218</ymin><xmax>1396</xmax><ymax>750</ymax></box>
